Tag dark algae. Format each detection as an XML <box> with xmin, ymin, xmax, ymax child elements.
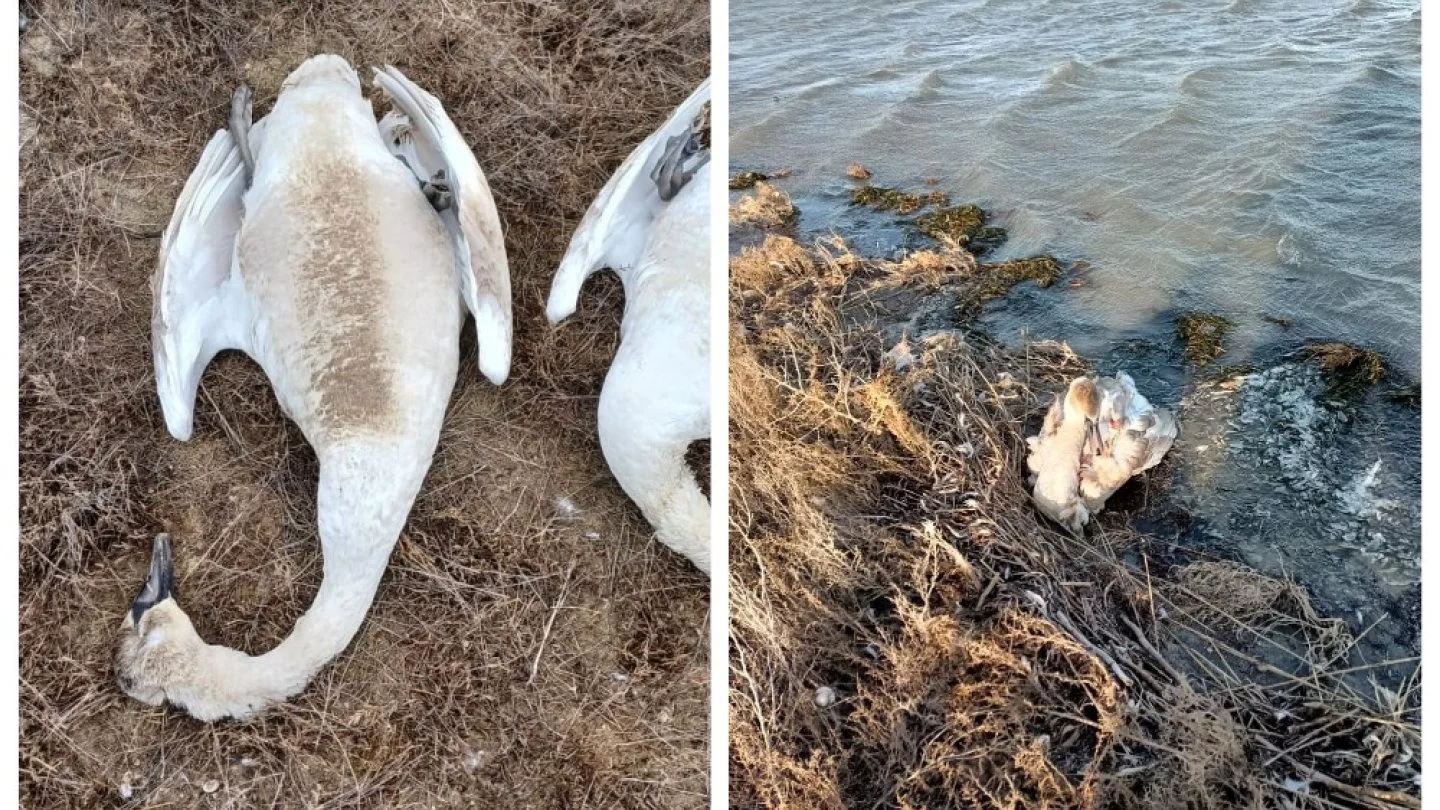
<box><xmin>957</xmin><ymin>256</ymin><xmax>1065</xmax><ymax>315</ymax></box>
<box><xmin>849</xmin><ymin>184</ymin><xmax>949</xmax><ymax>215</ymax></box>
<box><xmin>1176</xmin><ymin>311</ymin><xmax>1235</xmax><ymax>366</ymax></box>
<box><xmin>1298</xmin><ymin>342</ymin><xmax>1387</xmax><ymax>398</ymax></box>
<box><xmin>914</xmin><ymin>204</ymin><xmax>1008</xmax><ymax>254</ymax></box>
<box><xmin>730</xmin><ymin>170</ymin><xmax>769</xmax><ymax>189</ymax></box>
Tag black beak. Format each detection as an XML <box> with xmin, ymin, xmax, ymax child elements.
<box><xmin>130</xmin><ymin>534</ymin><xmax>175</xmax><ymax>625</ymax></box>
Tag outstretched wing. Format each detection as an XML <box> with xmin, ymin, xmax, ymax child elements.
<box><xmin>372</xmin><ymin>65</ymin><xmax>513</xmax><ymax>386</ymax></box>
<box><xmin>152</xmin><ymin>129</ymin><xmax>248</xmax><ymax>441</ymax></box>
<box><xmin>546</xmin><ymin>78</ymin><xmax>711</xmax><ymax>325</ymax></box>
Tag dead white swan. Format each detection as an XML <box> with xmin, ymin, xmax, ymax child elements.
<box><xmin>118</xmin><ymin>55</ymin><xmax>511</xmax><ymax>721</ymax></box>
<box><xmin>545</xmin><ymin>80</ymin><xmax>712</xmax><ymax>574</ymax></box>
<box><xmin>1026</xmin><ymin>372</ymin><xmax>1178</xmax><ymax>529</ymax></box>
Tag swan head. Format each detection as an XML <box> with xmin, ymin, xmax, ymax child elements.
<box><xmin>116</xmin><ymin>535</ymin><xmax>199</xmax><ymax>704</ymax></box>
<box><xmin>115</xmin><ymin>535</ymin><xmax>265</xmax><ymax>721</ymax></box>
<box><xmin>1065</xmin><ymin>377</ymin><xmax>1100</xmax><ymax>421</ymax></box>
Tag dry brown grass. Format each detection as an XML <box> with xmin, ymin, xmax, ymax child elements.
<box><xmin>727</xmin><ymin>220</ymin><xmax>1420</xmax><ymax>808</ymax></box>
<box><xmin>729</xmin><ymin>182</ymin><xmax>796</xmax><ymax>228</ymax></box>
<box><xmin>20</xmin><ymin>1</ymin><xmax>708</xmax><ymax>807</ymax></box>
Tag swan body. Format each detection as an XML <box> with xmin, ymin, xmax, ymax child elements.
<box><xmin>120</xmin><ymin>55</ymin><xmax>511</xmax><ymax>721</ymax></box>
<box><xmin>1025</xmin><ymin>372</ymin><xmax>1178</xmax><ymax>522</ymax></box>
<box><xmin>1026</xmin><ymin>377</ymin><xmax>1100</xmax><ymax>533</ymax></box>
<box><xmin>1078</xmin><ymin>373</ymin><xmax>1177</xmax><ymax>512</ymax></box>
<box><xmin>546</xmin><ymin>80</ymin><xmax>712</xmax><ymax>574</ymax></box>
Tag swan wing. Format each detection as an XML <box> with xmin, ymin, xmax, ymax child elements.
<box><xmin>1136</xmin><ymin>408</ymin><xmax>1178</xmax><ymax>472</ymax></box>
<box><xmin>1116</xmin><ymin>371</ymin><xmax>1154</xmax><ymax>419</ymax></box>
<box><xmin>152</xmin><ymin>129</ymin><xmax>249</xmax><ymax>441</ymax></box>
<box><xmin>546</xmin><ymin>78</ymin><xmax>711</xmax><ymax>324</ymax></box>
<box><xmin>372</xmin><ymin>65</ymin><xmax>512</xmax><ymax>385</ymax></box>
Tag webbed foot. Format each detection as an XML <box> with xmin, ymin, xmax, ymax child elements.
<box><xmin>228</xmin><ymin>83</ymin><xmax>256</xmax><ymax>189</ymax></box>
<box><xmin>422</xmin><ymin>168</ymin><xmax>453</xmax><ymax>211</ymax></box>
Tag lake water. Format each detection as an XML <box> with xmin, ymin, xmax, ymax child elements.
<box><xmin>731</xmin><ymin>0</ymin><xmax>1421</xmax><ymax>658</ymax></box>
<box><xmin>732</xmin><ymin>0</ymin><xmax>1420</xmax><ymax>377</ymax></box>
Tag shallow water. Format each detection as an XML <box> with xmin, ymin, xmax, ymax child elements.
<box><xmin>731</xmin><ymin>0</ymin><xmax>1420</xmax><ymax>656</ymax></box>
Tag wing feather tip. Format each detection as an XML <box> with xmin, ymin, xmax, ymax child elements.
<box><xmin>472</xmin><ymin>299</ymin><xmax>512</xmax><ymax>386</ymax></box>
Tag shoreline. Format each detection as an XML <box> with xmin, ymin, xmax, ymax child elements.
<box><xmin>731</xmin><ymin>171</ymin><xmax>1421</xmax><ymax>652</ymax></box>
<box><xmin>728</xmin><ymin>177</ymin><xmax>1420</xmax><ymax>807</ymax></box>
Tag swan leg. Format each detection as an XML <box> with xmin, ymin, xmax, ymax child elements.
<box><xmin>650</xmin><ymin>129</ymin><xmax>710</xmax><ymax>202</ymax></box>
<box><xmin>596</xmin><ymin>342</ymin><xmax>710</xmax><ymax>574</ymax></box>
<box><xmin>421</xmin><ymin>168</ymin><xmax>453</xmax><ymax>211</ymax></box>
<box><xmin>228</xmin><ymin>83</ymin><xmax>256</xmax><ymax>188</ymax></box>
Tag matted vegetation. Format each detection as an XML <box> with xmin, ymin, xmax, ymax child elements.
<box><xmin>20</xmin><ymin>1</ymin><xmax>707</xmax><ymax>807</ymax></box>
<box><xmin>727</xmin><ymin>191</ymin><xmax>1419</xmax><ymax>809</ymax></box>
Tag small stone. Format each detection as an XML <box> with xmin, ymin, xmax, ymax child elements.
<box><xmin>554</xmin><ymin>496</ymin><xmax>580</xmax><ymax>521</ymax></box>
<box><xmin>846</xmin><ymin>163</ymin><xmax>871</xmax><ymax>180</ymax></box>
<box><xmin>814</xmin><ymin>686</ymin><xmax>837</xmax><ymax>707</ymax></box>
<box><xmin>118</xmin><ymin>783</ymin><xmax>133</xmax><ymax>801</ymax></box>
<box><xmin>201</xmin><ymin>779</ymin><xmax>220</xmax><ymax>794</ymax></box>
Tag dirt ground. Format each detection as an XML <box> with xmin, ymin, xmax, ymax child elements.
<box><xmin>19</xmin><ymin>1</ymin><xmax>709</xmax><ymax>807</ymax></box>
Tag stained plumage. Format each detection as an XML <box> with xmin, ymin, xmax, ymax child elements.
<box><xmin>1027</xmin><ymin>372</ymin><xmax>1178</xmax><ymax>530</ymax></box>
<box><xmin>119</xmin><ymin>55</ymin><xmax>511</xmax><ymax>721</ymax></box>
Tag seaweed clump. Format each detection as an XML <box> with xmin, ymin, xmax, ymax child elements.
<box><xmin>1299</xmin><ymin>342</ymin><xmax>1387</xmax><ymax>398</ymax></box>
<box><xmin>850</xmin><ymin>184</ymin><xmax>948</xmax><ymax>215</ymax></box>
<box><xmin>1176</xmin><ymin>312</ymin><xmax>1235</xmax><ymax>366</ymax></box>
<box><xmin>914</xmin><ymin>203</ymin><xmax>1008</xmax><ymax>255</ymax></box>
<box><xmin>730</xmin><ymin>170</ymin><xmax>769</xmax><ymax>190</ymax></box>
<box><xmin>957</xmin><ymin>257</ymin><xmax>1064</xmax><ymax>315</ymax></box>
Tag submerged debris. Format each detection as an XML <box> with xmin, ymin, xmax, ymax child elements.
<box><xmin>850</xmin><ymin>184</ymin><xmax>949</xmax><ymax>215</ymax></box>
<box><xmin>729</xmin><ymin>170</ymin><xmax>769</xmax><ymax>190</ymax></box>
<box><xmin>1299</xmin><ymin>342</ymin><xmax>1386</xmax><ymax>397</ymax></box>
<box><xmin>1261</xmin><ymin>313</ymin><xmax>1294</xmax><ymax>329</ymax></box>
<box><xmin>1386</xmin><ymin>383</ymin><xmax>1421</xmax><ymax>408</ymax></box>
<box><xmin>1176</xmin><ymin>311</ymin><xmax>1235</xmax><ymax>366</ymax></box>
<box><xmin>914</xmin><ymin>204</ymin><xmax>1008</xmax><ymax>254</ymax></box>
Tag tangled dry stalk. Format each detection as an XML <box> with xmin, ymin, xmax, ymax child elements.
<box><xmin>21</xmin><ymin>1</ymin><xmax>707</xmax><ymax>806</ymax></box>
<box><xmin>727</xmin><ymin>196</ymin><xmax>1420</xmax><ymax>809</ymax></box>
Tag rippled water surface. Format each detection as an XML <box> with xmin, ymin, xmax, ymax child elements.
<box><xmin>732</xmin><ymin>0</ymin><xmax>1420</xmax><ymax>655</ymax></box>
<box><xmin>732</xmin><ymin>0</ymin><xmax>1420</xmax><ymax>376</ymax></box>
